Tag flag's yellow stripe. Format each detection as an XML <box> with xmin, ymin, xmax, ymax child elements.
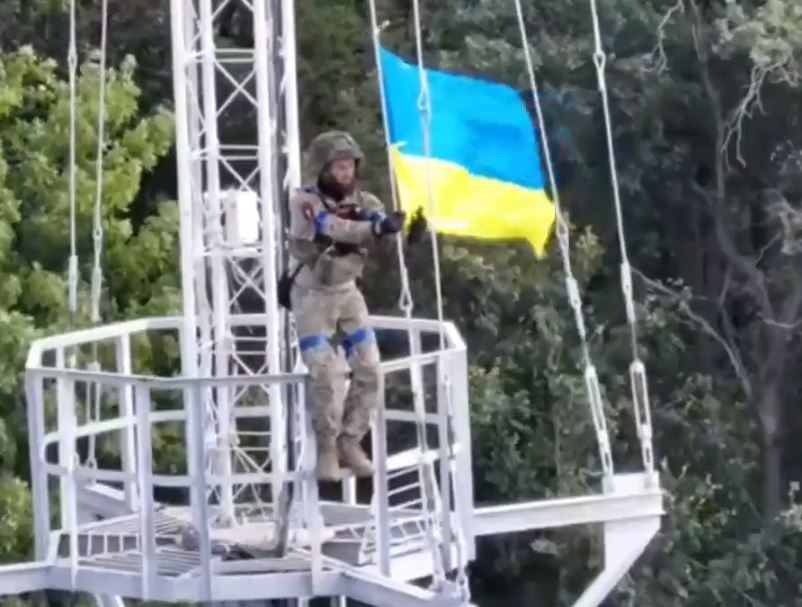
<box><xmin>391</xmin><ymin>148</ymin><xmax>556</xmax><ymax>257</ymax></box>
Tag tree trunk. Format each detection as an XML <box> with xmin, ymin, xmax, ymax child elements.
<box><xmin>757</xmin><ymin>284</ymin><xmax>802</xmax><ymax>518</ymax></box>
<box><xmin>759</xmin><ymin>384</ymin><xmax>783</xmax><ymax>518</ymax></box>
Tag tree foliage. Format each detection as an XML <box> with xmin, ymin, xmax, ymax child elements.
<box><xmin>0</xmin><ymin>42</ymin><xmax>176</xmax><ymax>556</ymax></box>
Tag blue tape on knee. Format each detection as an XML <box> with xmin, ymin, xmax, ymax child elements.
<box><xmin>299</xmin><ymin>334</ymin><xmax>331</xmax><ymax>353</ymax></box>
<box><xmin>342</xmin><ymin>327</ymin><xmax>375</xmax><ymax>357</ymax></box>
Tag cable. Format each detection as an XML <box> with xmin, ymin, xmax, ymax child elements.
<box><xmin>513</xmin><ymin>0</ymin><xmax>614</xmax><ymax>483</ymax></box>
<box><xmin>90</xmin><ymin>0</ymin><xmax>109</xmax><ymax>326</ymax></box>
<box><xmin>85</xmin><ymin>0</ymin><xmax>111</xmax><ymax>472</ymax></box>
<box><xmin>587</xmin><ymin>0</ymin><xmax>655</xmax><ymax>476</ymax></box>
<box><xmin>367</xmin><ymin>0</ymin><xmax>447</xmax><ymax>587</ymax></box>
<box><xmin>409</xmin><ymin>1</ymin><xmax>471</xmax><ymax>602</ymax></box>
<box><xmin>67</xmin><ymin>0</ymin><xmax>78</xmax><ymax>330</ymax></box>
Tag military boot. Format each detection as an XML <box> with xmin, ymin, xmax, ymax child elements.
<box><xmin>317</xmin><ymin>437</ymin><xmax>341</xmax><ymax>482</ymax></box>
<box><xmin>337</xmin><ymin>435</ymin><xmax>374</xmax><ymax>477</ymax></box>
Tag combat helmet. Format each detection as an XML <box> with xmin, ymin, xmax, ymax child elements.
<box><xmin>303</xmin><ymin>130</ymin><xmax>364</xmax><ymax>183</ymax></box>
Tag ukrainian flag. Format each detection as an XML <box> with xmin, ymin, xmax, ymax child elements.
<box><xmin>379</xmin><ymin>48</ymin><xmax>556</xmax><ymax>256</ymax></box>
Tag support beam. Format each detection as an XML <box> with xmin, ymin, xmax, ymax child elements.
<box><xmin>44</xmin><ymin>564</ymin><xmax>343</xmax><ymax>602</ymax></box>
<box><xmin>473</xmin><ymin>474</ymin><xmax>663</xmax><ymax>536</ymax></box>
<box><xmin>210</xmin><ymin>571</ymin><xmax>341</xmax><ymax>601</ymax></box>
<box><xmin>0</xmin><ymin>562</ymin><xmax>51</xmax><ymax>595</ymax></box>
<box><xmin>573</xmin><ymin>515</ymin><xmax>660</xmax><ymax>607</ymax></box>
<box><xmin>94</xmin><ymin>594</ymin><xmax>125</xmax><ymax>607</ymax></box>
<box><xmin>340</xmin><ymin>570</ymin><xmax>472</xmax><ymax>607</ymax></box>
<box><xmin>76</xmin><ymin>482</ymin><xmax>133</xmax><ymax>520</ymax></box>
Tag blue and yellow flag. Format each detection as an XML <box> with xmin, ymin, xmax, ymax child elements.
<box><xmin>379</xmin><ymin>48</ymin><xmax>556</xmax><ymax>256</ymax></box>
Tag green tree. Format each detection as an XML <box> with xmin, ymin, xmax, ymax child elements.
<box><xmin>368</xmin><ymin>0</ymin><xmax>802</xmax><ymax>603</ymax></box>
<box><xmin>0</xmin><ymin>44</ymin><xmax>176</xmax><ymax>556</ymax></box>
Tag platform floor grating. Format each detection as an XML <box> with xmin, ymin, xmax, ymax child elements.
<box><xmin>59</xmin><ymin>501</ymin><xmax>432</xmax><ymax>569</ymax></box>
<box><xmin>79</xmin><ymin>548</ymin><xmax>202</xmax><ymax>576</ymax></box>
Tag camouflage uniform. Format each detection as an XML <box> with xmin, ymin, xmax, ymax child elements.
<box><xmin>288</xmin><ymin>131</ymin><xmax>401</xmax><ymax>481</ymax></box>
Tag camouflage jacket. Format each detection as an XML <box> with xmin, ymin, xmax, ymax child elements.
<box><xmin>288</xmin><ymin>186</ymin><xmax>393</xmax><ymax>291</ymax></box>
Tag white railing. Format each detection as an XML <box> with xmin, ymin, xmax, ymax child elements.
<box><xmin>23</xmin><ymin>314</ymin><xmax>474</xmax><ymax>600</ymax></box>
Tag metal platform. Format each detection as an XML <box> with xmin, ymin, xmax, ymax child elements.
<box><xmin>0</xmin><ymin>480</ymin><xmax>662</xmax><ymax>605</ymax></box>
<box><xmin>6</xmin><ymin>314</ymin><xmax>480</xmax><ymax>605</ymax></box>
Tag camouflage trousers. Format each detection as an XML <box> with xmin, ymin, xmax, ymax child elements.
<box><xmin>291</xmin><ymin>282</ymin><xmax>381</xmax><ymax>444</ymax></box>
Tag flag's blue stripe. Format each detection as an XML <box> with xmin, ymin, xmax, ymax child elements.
<box><xmin>379</xmin><ymin>47</ymin><xmax>545</xmax><ymax>191</ymax></box>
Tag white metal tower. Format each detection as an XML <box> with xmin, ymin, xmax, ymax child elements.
<box><xmin>171</xmin><ymin>0</ymin><xmax>300</xmax><ymax>522</ymax></box>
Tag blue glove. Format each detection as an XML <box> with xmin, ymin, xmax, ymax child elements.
<box><xmin>371</xmin><ymin>211</ymin><xmax>406</xmax><ymax>236</ymax></box>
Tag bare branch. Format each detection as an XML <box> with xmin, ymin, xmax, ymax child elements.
<box><xmin>766</xmin><ymin>190</ymin><xmax>802</xmax><ymax>255</ymax></box>
<box><xmin>755</xmin><ymin>233</ymin><xmax>780</xmax><ymax>265</ymax></box>
<box><xmin>761</xmin><ymin>278</ymin><xmax>802</xmax><ymax>385</ymax></box>
<box><xmin>717</xmin><ymin>269</ymin><xmax>751</xmax><ymax>388</ymax></box>
<box><xmin>722</xmin><ymin>60</ymin><xmax>789</xmax><ymax>170</ymax></box>
<box><xmin>689</xmin><ymin>180</ymin><xmax>774</xmax><ymax>318</ymax></box>
<box><xmin>776</xmin><ymin>276</ymin><xmax>802</xmax><ymax>332</ymax></box>
<box><xmin>684</xmin><ymin>0</ymin><xmax>727</xmax><ymax>203</ymax></box>
<box><xmin>758</xmin><ymin>316</ymin><xmax>802</xmax><ymax>331</ymax></box>
<box><xmin>633</xmin><ymin>267</ymin><xmax>753</xmax><ymax>399</ymax></box>
<box><xmin>681</xmin><ymin>0</ymin><xmax>783</xmax><ymax>305</ymax></box>
<box><xmin>717</xmin><ymin>268</ymin><xmax>731</xmax><ymax>309</ymax></box>
<box><xmin>644</xmin><ymin>0</ymin><xmax>684</xmax><ymax>74</ymax></box>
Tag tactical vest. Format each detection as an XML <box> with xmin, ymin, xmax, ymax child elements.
<box><xmin>279</xmin><ymin>187</ymin><xmax>370</xmax><ymax>308</ymax></box>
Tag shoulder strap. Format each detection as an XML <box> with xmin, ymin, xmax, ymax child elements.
<box><xmin>290</xmin><ymin>261</ymin><xmax>304</xmax><ymax>279</ymax></box>
<box><xmin>300</xmin><ymin>185</ymin><xmax>335</xmax><ymax>212</ymax></box>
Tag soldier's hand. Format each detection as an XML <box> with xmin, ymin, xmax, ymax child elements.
<box><xmin>372</xmin><ymin>211</ymin><xmax>406</xmax><ymax>236</ymax></box>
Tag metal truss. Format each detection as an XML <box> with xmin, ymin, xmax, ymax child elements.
<box><xmin>170</xmin><ymin>0</ymin><xmax>301</xmax><ymax>524</ymax></box>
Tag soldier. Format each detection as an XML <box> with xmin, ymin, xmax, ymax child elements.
<box><xmin>286</xmin><ymin>131</ymin><xmax>405</xmax><ymax>481</ymax></box>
